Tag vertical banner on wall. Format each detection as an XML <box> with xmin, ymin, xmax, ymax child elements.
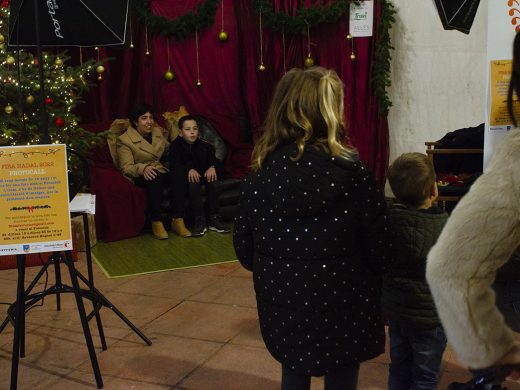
<box><xmin>349</xmin><ymin>0</ymin><xmax>374</xmax><ymax>37</ymax></box>
<box><xmin>485</xmin><ymin>3</ymin><xmax>518</xmax><ymax>168</ymax></box>
<box><xmin>0</xmin><ymin>144</ymin><xmax>72</xmax><ymax>256</ymax></box>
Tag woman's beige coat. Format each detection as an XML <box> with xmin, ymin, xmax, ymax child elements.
<box><xmin>116</xmin><ymin>125</ymin><xmax>169</xmax><ymax>179</ymax></box>
<box><xmin>426</xmin><ymin>129</ymin><xmax>520</xmax><ymax>369</ymax></box>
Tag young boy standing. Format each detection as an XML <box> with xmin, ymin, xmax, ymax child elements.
<box><xmin>168</xmin><ymin>115</ymin><xmax>230</xmax><ymax>237</ymax></box>
<box><xmin>383</xmin><ymin>152</ymin><xmax>448</xmax><ymax>390</ymax></box>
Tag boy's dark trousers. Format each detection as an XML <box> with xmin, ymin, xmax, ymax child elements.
<box><xmin>134</xmin><ymin>172</ymin><xmax>168</xmax><ymax>222</ymax></box>
<box><xmin>388</xmin><ymin>321</ymin><xmax>447</xmax><ymax>390</ymax></box>
<box><xmin>170</xmin><ymin>168</ymin><xmax>219</xmax><ymax>219</ymax></box>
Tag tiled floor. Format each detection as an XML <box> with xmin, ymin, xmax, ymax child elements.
<box><xmin>0</xmin><ymin>254</ymin><xmax>517</xmax><ymax>389</ymax></box>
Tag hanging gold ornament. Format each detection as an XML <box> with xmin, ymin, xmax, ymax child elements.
<box><xmin>304</xmin><ymin>21</ymin><xmax>315</xmax><ymax>69</ymax></box>
<box><xmin>218</xmin><ymin>0</ymin><xmax>228</xmax><ymax>41</ymax></box>
<box><xmin>258</xmin><ymin>63</ymin><xmax>266</xmax><ymax>72</ymax></box>
<box><xmin>164</xmin><ymin>69</ymin><xmax>174</xmax><ymax>81</ymax></box>
<box><xmin>0</xmin><ymin>33</ymin><xmax>5</xmax><ymax>44</ymax></box>
<box><xmin>54</xmin><ymin>57</ymin><xmax>63</xmax><ymax>67</ymax></box>
<box><xmin>4</xmin><ymin>104</ymin><xmax>13</xmax><ymax>115</ymax></box>
<box><xmin>346</xmin><ymin>33</ymin><xmax>353</xmax><ymax>40</ymax></box>
<box><xmin>304</xmin><ymin>55</ymin><xmax>314</xmax><ymax>68</ymax></box>
<box><xmin>350</xmin><ymin>52</ymin><xmax>356</xmax><ymax>60</ymax></box>
<box><xmin>6</xmin><ymin>56</ymin><xmax>15</xmax><ymax>65</ymax></box>
<box><xmin>218</xmin><ymin>30</ymin><xmax>229</xmax><ymax>41</ymax></box>
<box><xmin>164</xmin><ymin>38</ymin><xmax>174</xmax><ymax>81</ymax></box>
<box><xmin>96</xmin><ymin>65</ymin><xmax>104</xmax><ymax>81</ymax></box>
<box><xmin>26</xmin><ymin>95</ymin><xmax>35</xmax><ymax>104</ymax></box>
<box><xmin>196</xmin><ymin>79</ymin><xmax>202</xmax><ymax>87</ymax></box>
<box><xmin>66</xmin><ymin>76</ymin><xmax>75</xmax><ymax>84</ymax></box>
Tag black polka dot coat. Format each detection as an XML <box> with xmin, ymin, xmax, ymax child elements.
<box><xmin>233</xmin><ymin>144</ymin><xmax>394</xmax><ymax>376</ymax></box>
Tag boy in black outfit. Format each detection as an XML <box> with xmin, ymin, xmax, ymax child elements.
<box><xmin>169</xmin><ymin>115</ymin><xmax>230</xmax><ymax>237</ymax></box>
<box><xmin>383</xmin><ymin>152</ymin><xmax>448</xmax><ymax>390</ymax></box>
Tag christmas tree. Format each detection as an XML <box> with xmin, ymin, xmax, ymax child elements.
<box><xmin>0</xmin><ymin>2</ymin><xmax>106</xmax><ymax>154</ymax></box>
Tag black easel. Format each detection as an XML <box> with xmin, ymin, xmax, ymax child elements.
<box><xmin>2</xmin><ymin>212</ymin><xmax>153</xmax><ymax>390</ymax></box>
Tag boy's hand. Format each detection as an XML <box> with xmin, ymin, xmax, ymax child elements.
<box><xmin>143</xmin><ymin>165</ymin><xmax>157</xmax><ymax>181</ymax></box>
<box><xmin>204</xmin><ymin>166</ymin><xmax>217</xmax><ymax>182</ymax></box>
<box><xmin>188</xmin><ymin>169</ymin><xmax>201</xmax><ymax>183</ymax></box>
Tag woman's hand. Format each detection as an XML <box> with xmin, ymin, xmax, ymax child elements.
<box><xmin>143</xmin><ymin>165</ymin><xmax>158</xmax><ymax>181</ymax></box>
<box><xmin>496</xmin><ymin>344</ymin><xmax>520</xmax><ymax>380</ymax></box>
<box><xmin>188</xmin><ymin>169</ymin><xmax>201</xmax><ymax>183</ymax></box>
<box><xmin>204</xmin><ymin>166</ymin><xmax>217</xmax><ymax>182</ymax></box>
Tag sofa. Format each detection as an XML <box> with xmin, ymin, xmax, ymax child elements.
<box><xmin>84</xmin><ymin>112</ymin><xmax>242</xmax><ymax>242</ymax></box>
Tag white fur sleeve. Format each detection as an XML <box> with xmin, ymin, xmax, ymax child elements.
<box><xmin>426</xmin><ymin>130</ymin><xmax>520</xmax><ymax>369</ymax></box>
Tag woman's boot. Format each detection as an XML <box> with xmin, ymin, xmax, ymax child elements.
<box><xmin>151</xmin><ymin>221</ymin><xmax>168</xmax><ymax>240</ymax></box>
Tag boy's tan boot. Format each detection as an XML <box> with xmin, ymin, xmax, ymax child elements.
<box><xmin>171</xmin><ymin>218</ymin><xmax>191</xmax><ymax>237</ymax></box>
<box><xmin>151</xmin><ymin>221</ymin><xmax>168</xmax><ymax>240</ymax></box>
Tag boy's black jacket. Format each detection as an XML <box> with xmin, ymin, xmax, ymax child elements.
<box><xmin>168</xmin><ymin>136</ymin><xmax>219</xmax><ymax>174</ymax></box>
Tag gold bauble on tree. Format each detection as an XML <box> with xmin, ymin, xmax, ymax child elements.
<box><xmin>218</xmin><ymin>30</ymin><xmax>229</xmax><ymax>41</ymax></box>
<box><xmin>6</xmin><ymin>56</ymin><xmax>15</xmax><ymax>65</ymax></box>
<box><xmin>0</xmin><ymin>33</ymin><xmax>5</xmax><ymax>44</ymax></box>
<box><xmin>258</xmin><ymin>63</ymin><xmax>266</xmax><ymax>72</ymax></box>
<box><xmin>304</xmin><ymin>55</ymin><xmax>314</xmax><ymax>68</ymax></box>
<box><xmin>54</xmin><ymin>57</ymin><xmax>63</xmax><ymax>67</ymax></box>
<box><xmin>164</xmin><ymin>69</ymin><xmax>174</xmax><ymax>81</ymax></box>
<box><xmin>26</xmin><ymin>95</ymin><xmax>35</xmax><ymax>104</ymax></box>
<box><xmin>4</xmin><ymin>104</ymin><xmax>13</xmax><ymax>115</ymax></box>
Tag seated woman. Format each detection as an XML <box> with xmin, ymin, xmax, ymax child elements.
<box><xmin>116</xmin><ymin>103</ymin><xmax>170</xmax><ymax>240</ymax></box>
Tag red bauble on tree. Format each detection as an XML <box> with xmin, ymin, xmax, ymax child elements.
<box><xmin>44</xmin><ymin>96</ymin><xmax>53</xmax><ymax>105</ymax></box>
<box><xmin>1</xmin><ymin>0</ymin><xmax>9</xmax><ymax>8</ymax></box>
<box><xmin>54</xmin><ymin>117</ymin><xmax>65</xmax><ymax>127</ymax></box>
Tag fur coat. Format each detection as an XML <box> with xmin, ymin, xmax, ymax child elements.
<box><xmin>426</xmin><ymin>129</ymin><xmax>520</xmax><ymax>369</ymax></box>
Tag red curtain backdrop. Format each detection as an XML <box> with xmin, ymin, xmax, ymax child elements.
<box><xmin>80</xmin><ymin>0</ymin><xmax>389</xmax><ymax>182</ymax></box>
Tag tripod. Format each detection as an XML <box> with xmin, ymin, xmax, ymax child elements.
<box><xmin>2</xmin><ymin>212</ymin><xmax>152</xmax><ymax>390</ymax></box>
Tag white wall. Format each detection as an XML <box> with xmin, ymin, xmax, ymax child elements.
<box><xmin>387</xmin><ymin>0</ymin><xmax>487</xmax><ymax>165</ymax></box>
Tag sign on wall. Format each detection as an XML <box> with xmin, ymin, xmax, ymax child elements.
<box><xmin>0</xmin><ymin>144</ymin><xmax>72</xmax><ymax>255</ymax></box>
<box><xmin>349</xmin><ymin>0</ymin><xmax>373</xmax><ymax>37</ymax></box>
<box><xmin>484</xmin><ymin>2</ymin><xmax>519</xmax><ymax>168</ymax></box>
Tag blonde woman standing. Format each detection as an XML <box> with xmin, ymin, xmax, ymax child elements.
<box><xmin>233</xmin><ymin>67</ymin><xmax>395</xmax><ymax>390</ymax></box>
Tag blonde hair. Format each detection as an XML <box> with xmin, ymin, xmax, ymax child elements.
<box><xmin>251</xmin><ymin>67</ymin><xmax>355</xmax><ymax>171</ymax></box>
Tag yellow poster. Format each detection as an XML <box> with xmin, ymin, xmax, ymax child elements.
<box><xmin>489</xmin><ymin>59</ymin><xmax>520</xmax><ymax>128</ymax></box>
<box><xmin>0</xmin><ymin>144</ymin><xmax>72</xmax><ymax>255</ymax></box>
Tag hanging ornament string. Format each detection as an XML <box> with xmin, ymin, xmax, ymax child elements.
<box><xmin>282</xmin><ymin>26</ymin><xmax>286</xmax><ymax>74</ymax></box>
<box><xmin>218</xmin><ymin>0</ymin><xmax>228</xmax><ymax>41</ymax></box>
<box><xmin>195</xmin><ymin>30</ymin><xmax>202</xmax><ymax>87</ymax></box>
<box><xmin>145</xmin><ymin>27</ymin><xmax>150</xmax><ymax>55</ymax></box>
<box><xmin>96</xmin><ymin>47</ymin><xmax>105</xmax><ymax>81</ymax></box>
<box><xmin>346</xmin><ymin>30</ymin><xmax>355</xmax><ymax>60</ymax></box>
<box><xmin>129</xmin><ymin>17</ymin><xmax>134</xmax><ymax>48</ymax></box>
<box><xmin>164</xmin><ymin>37</ymin><xmax>174</xmax><ymax>81</ymax></box>
<box><xmin>258</xmin><ymin>8</ymin><xmax>265</xmax><ymax>71</ymax></box>
<box><xmin>304</xmin><ymin>20</ymin><xmax>314</xmax><ymax>68</ymax></box>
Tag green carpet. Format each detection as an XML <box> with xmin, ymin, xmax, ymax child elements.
<box><xmin>91</xmin><ymin>230</ymin><xmax>237</xmax><ymax>278</ymax></box>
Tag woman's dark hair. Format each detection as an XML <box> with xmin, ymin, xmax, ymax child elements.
<box><xmin>178</xmin><ymin>115</ymin><xmax>198</xmax><ymax>130</ymax></box>
<box><xmin>508</xmin><ymin>31</ymin><xmax>520</xmax><ymax>127</ymax></box>
<box><xmin>129</xmin><ymin>103</ymin><xmax>154</xmax><ymax>127</ymax></box>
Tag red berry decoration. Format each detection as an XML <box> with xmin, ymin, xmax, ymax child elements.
<box><xmin>54</xmin><ymin>117</ymin><xmax>65</xmax><ymax>127</ymax></box>
<box><xmin>33</xmin><ymin>58</ymin><xmax>39</xmax><ymax>66</ymax></box>
<box><xmin>44</xmin><ymin>96</ymin><xmax>53</xmax><ymax>105</ymax></box>
<box><xmin>0</xmin><ymin>0</ymin><xmax>9</xmax><ymax>8</ymax></box>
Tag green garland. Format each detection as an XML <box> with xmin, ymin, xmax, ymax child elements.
<box><xmin>372</xmin><ymin>0</ymin><xmax>396</xmax><ymax>114</ymax></box>
<box><xmin>131</xmin><ymin>0</ymin><xmax>395</xmax><ymax>114</ymax></box>
<box><xmin>252</xmin><ymin>0</ymin><xmax>356</xmax><ymax>33</ymax></box>
<box><xmin>130</xmin><ymin>0</ymin><xmax>219</xmax><ymax>39</ymax></box>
